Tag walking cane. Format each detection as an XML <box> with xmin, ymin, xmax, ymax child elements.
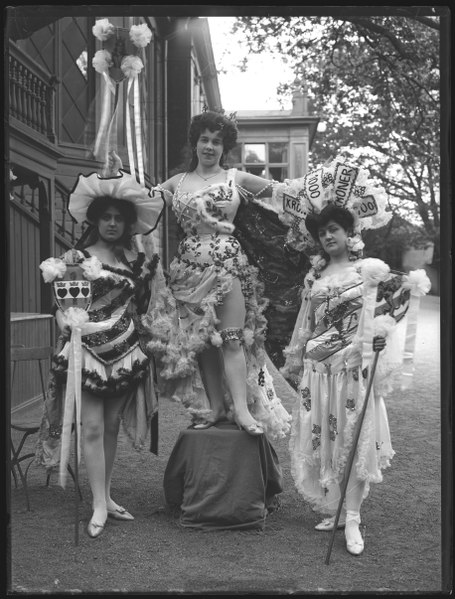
<box><xmin>325</xmin><ymin>349</ymin><xmax>380</xmax><ymax>565</ymax></box>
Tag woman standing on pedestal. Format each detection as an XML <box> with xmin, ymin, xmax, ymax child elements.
<box><xmin>146</xmin><ymin>110</ymin><xmax>291</xmax><ymax>439</ymax></box>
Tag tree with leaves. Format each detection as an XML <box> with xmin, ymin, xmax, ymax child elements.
<box><xmin>232</xmin><ymin>13</ymin><xmax>441</xmax><ymax>267</ymax></box>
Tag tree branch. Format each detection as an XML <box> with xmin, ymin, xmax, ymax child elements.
<box><xmin>408</xmin><ymin>16</ymin><xmax>440</xmax><ymax>31</ymax></box>
<box><xmin>343</xmin><ymin>17</ymin><xmax>414</xmax><ymax>59</ymax></box>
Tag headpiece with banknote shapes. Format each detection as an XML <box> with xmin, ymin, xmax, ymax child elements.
<box><xmin>275</xmin><ymin>156</ymin><xmax>392</xmax><ymax>254</ymax></box>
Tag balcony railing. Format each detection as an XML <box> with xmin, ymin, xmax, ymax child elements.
<box><xmin>8</xmin><ymin>41</ymin><xmax>57</xmax><ymax>143</ymax></box>
<box><xmin>55</xmin><ymin>181</ymin><xmax>88</xmax><ymax>247</ymax></box>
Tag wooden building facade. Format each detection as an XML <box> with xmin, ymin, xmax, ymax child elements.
<box><xmin>7</xmin><ymin>11</ymin><xmax>221</xmax><ymax>317</ymax></box>
<box><xmin>7</xmin><ymin>10</ymin><xmax>221</xmax><ymax>414</ymax></box>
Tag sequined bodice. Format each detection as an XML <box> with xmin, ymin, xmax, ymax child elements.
<box><xmin>172</xmin><ymin>168</ymin><xmax>240</xmax><ymax>236</ymax></box>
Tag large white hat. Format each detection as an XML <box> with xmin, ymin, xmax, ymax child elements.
<box><xmin>68</xmin><ymin>170</ymin><xmax>165</xmax><ymax>235</ymax></box>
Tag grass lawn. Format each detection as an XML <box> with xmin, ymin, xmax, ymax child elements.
<box><xmin>8</xmin><ymin>296</ymin><xmax>444</xmax><ymax>594</ymax></box>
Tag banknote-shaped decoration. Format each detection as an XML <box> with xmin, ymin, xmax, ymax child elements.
<box><xmin>277</xmin><ymin>157</ymin><xmax>391</xmax><ymax>252</ymax></box>
<box><xmin>282</xmin><ymin>189</ymin><xmax>313</xmax><ymax>251</ymax></box>
<box><xmin>374</xmin><ymin>271</ymin><xmax>411</xmax><ymax>323</ymax></box>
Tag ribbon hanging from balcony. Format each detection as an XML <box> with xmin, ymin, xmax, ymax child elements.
<box><xmin>91</xmin><ymin>20</ymin><xmax>152</xmax><ymax>185</ymax></box>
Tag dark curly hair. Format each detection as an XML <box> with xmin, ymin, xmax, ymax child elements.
<box><xmin>85</xmin><ymin>196</ymin><xmax>137</xmax><ymax>246</ymax></box>
<box><xmin>306</xmin><ymin>204</ymin><xmax>355</xmax><ymax>242</ymax></box>
<box><xmin>188</xmin><ymin>111</ymin><xmax>238</xmax><ymax>171</ymax></box>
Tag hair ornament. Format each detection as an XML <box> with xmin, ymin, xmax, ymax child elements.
<box><xmin>202</xmin><ymin>104</ymin><xmax>238</xmax><ymax>127</ymax></box>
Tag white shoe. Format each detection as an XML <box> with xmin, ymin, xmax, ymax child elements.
<box><xmin>344</xmin><ymin>513</ymin><xmax>364</xmax><ymax>556</ymax></box>
<box><xmin>314</xmin><ymin>515</ymin><xmax>346</xmax><ymax>531</ymax></box>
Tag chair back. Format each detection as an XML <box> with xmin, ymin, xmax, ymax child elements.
<box><xmin>10</xmin><ymin>345</ymin><xmax>53</xmax><ymax>422</ymax></box>
<box><xmin>11</xmin><ymin>346</ymin><xmax>52</xmax><ymax>362</ymax></box>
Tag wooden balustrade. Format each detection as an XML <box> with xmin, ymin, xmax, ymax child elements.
<box><xmin>8</xmin><ymin>42</ymin><xmax>57</xmax><ymax>143</ymax></box>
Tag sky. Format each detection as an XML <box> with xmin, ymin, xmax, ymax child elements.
<box><xmin>207</xmin><ymin>17</ymin><xmax>295</xmax><ymax>112</ymax></box>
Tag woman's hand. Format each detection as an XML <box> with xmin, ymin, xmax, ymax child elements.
<box><xmin>102</xmin><ymin>150</ymin><xmax>123</xmax><ymax>177</ymax></box>
<box><xmin>372</xmin><ymin>335</ymin><xmax>386</xmax><ymax>352</ymax></box>
<box><xmin>60</xmin><ymin>325</ymin><xmax>71</xmax><ymax>341</ymax></box>
<box><xmin>56</xmin><ymin>309</ymin><xmax>71</xmax><ymax>341</ymax></box>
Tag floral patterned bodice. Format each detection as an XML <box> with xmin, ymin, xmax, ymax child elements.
<box><xmin>173</xmin><ymin>168</ymin><xmax>240</xmax><ymax>236</ymax></box>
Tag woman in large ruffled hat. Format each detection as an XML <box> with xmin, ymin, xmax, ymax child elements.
<box><xmin>36</xmin><ymin>159</ymin><xmax>167</xmax><ymax>538</ymax></box>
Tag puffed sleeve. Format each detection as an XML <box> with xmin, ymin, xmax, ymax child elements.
<box><xmin>280</xmin><ymin>282</ymin><xmax>314</xmax><ymax>387</ymax></box>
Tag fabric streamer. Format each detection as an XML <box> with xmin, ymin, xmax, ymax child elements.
<box><xmin>93</xmin><ymin>73</ymin><xmax>113</xmax><ymax>159</ymax></box>
<box><xmin>101</xmin><ymin>72</ymin><xmax>145</xmax><ymax>186</ymax></box>
<box><xmin>360</xmin><ymin>283</ymin><xmax>378</xmax><ymax>373</ymax></box>
<box><xmin>58</xmin><ymin>308</ymin><xmax>89</xmax><ymax>487</ymax></box>
<box><xmin>400</xmin><ymin>269</ymin><xmax>431</xmax><ymax>389</ymax></box>
<box><xmin>359</xmin><ymin>258</ymin><xmax>391</xmax><ymax>375</ymax></box>
<box><xmin>125</xmin><ymin>77</ymin><xmax>136</xmax><ymax>178</ymax></box>
<box><xmin>133</xmin><ymin>75</ymin><xmax>145</xmax><ymax>186</ymax></box>
<box><xmin>105</xmin><ymin>84</ymin><xmax>120</xmax><ymax>167</ymax></box>
<box><xmin>91</xmin><ymin>20</ymin><xmax>153</xmax><ymax>183</ymax></box>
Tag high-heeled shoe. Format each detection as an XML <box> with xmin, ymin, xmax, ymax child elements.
<box><xmin>193</xmin><ymin>420</ymin><xmax>215</xmax><ymax>430</ymax></box>
<box><xmin>314</xmin><ymin>515</ymin><xmax>346</xmax><ymax>531</ymax></box>
<box><xmin>107</xmin><ymin>506</ymin><xmax>134</xmax><ymax>521</ymax></box>
<box><xmin>234</xmin><ymin>416</ymin><xmax>264</xmax><ymax>436</ymax></box>
<box><xmin>344</xmin><ymin>512</ymin><xmax>364</xmax><ymax>556</ymax></box>
<box><xmin>87</xmin><ymin>517</ymin><xmax>106</xmax><ymax>538</ymax></box>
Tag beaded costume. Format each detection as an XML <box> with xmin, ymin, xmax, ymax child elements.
<box><xmin>147</xmin><ymin>168</ymin><xmax>291</xmax><ymax>439</ymax></box>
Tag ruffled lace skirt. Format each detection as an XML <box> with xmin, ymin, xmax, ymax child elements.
<box><xmin>147</xmin><ymin>232</ymin><xmax>291</xmax><ymax>439</ymax></box>
<box><xmin>289</xmin><ymin>349</ymin><xmax>395</xmax><ymax>514</ymax></box>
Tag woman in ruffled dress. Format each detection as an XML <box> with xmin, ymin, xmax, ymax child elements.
<box><xmin>147</xmin><ymin>110</ymin><xmax>291</xmax><ymax>438</ymax></box>
<box><xmin>36</xmin><ymin>169</ymin><xmax>166</xmax><ymax>538</ymax></box>
<box><xmin>275</xmin><ymin>159</ymin><xmax>433</xmax><ymax>556</ymax></box>
<box><xmin>280</xmin><ymin>202</ymin><xmax>398</xmax><ymax>555</ymax></box>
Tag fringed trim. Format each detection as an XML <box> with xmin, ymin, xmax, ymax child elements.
<box><xmin>51</xmin><ymin>353</ymin><xmax>149</xmax><ymax>398</ymax></box>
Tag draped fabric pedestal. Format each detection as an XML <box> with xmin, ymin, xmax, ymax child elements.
<box><xmin>163</xmin><ymin>422</ymin><xmax>283</xmax><ymax>531</ymax></box>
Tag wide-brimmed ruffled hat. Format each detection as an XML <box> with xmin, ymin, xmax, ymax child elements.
<box><xmin>68</xmin><ymin>170</ymin><xmax>165</xmax><ymax>235</ymax></box>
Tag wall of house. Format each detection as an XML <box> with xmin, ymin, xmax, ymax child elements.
<box><xmin>9</xmin><ymin>14</ymin><xmax>223</xmax><ymax>316</ymax></box>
